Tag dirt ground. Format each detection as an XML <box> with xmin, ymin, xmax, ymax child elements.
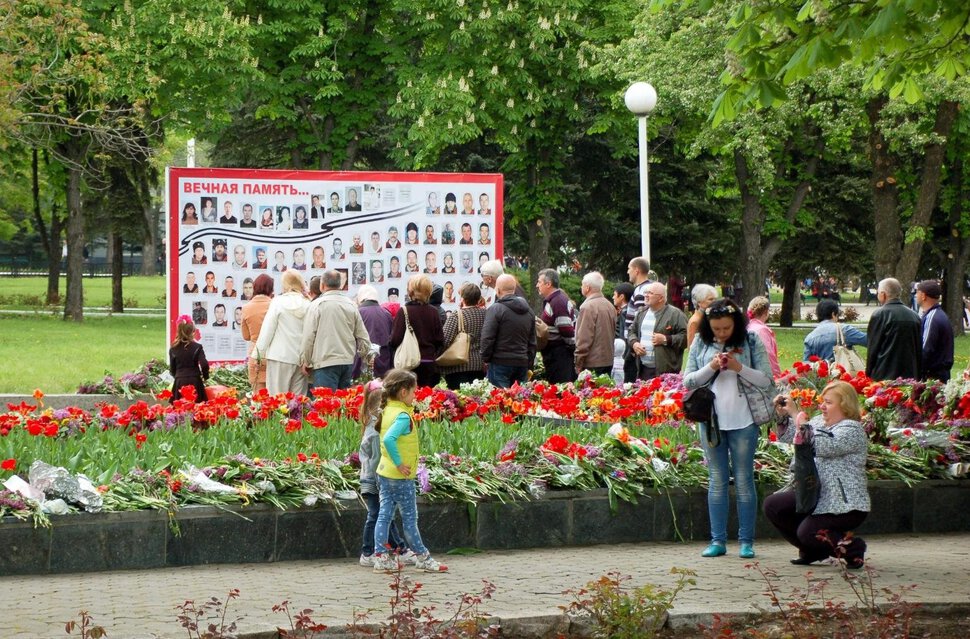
<box><xmin>653</xmin><ymin>609</ymin><xmax>970</xmax><ymax>638</ymax></box>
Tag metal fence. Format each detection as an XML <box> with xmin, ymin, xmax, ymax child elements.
<box><xmin>0</xmin><ymin>260</ymin><xmax>162</xmax><ymax>277</ymax></box>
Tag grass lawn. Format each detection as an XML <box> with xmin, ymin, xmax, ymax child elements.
<box><xmin>0</xmin><ymin>315</ymin><xmax>166</xmax><ymax>393</ymax></box>
<box><xmin>774</xmin><ymin>326</ymin><xmax>970</xmax><ymax>378</ymax></box>
<box><xmin>0</xmin><ymin>276</ymin><xmax>166</xmax><ymax>309</ymax></box>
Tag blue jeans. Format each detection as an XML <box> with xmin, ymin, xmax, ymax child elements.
<box><xmin>487</xmin><ymin>363</ymin><xmax>528</xmax><ymax>388</ymax></box>
<box><xmin>375</xmin><ymin>476</ymin><xmax>428</xmax><ymax>556</ymax></box>
<box><xmin>311</xmin><ymin>364</ymin><xmax>352</xmax><ymax>391</ymax></box>
<box><xmin>700</xmin><ymin>422</ymin><xmax>759</xmax><ymax>545</ymax></box>
<box><xmin>361</xmin><ymin>492</ymin><xmax>406</xmax><ymax>556</ymax></box>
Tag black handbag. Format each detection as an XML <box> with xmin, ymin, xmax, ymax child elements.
<box><xmin>793</xmin><ymin>441</ymin><xmax>821</xmax><ymax>514</ymax></box>
<box><xmin>682</xmin><ymin>370</ymin><xmax>721</xmax><ymax>446</ymax></box>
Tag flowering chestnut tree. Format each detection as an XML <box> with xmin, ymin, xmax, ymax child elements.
<box><xmin>385</xmin><ymin>0</ymin><xmax>633</xmax><ymax>286</ymax></box>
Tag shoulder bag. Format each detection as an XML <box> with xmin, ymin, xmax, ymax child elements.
<box><xmin>793</xmin><ymin>440</ymin><xmax>821</xmax><ymax>514</ymax></box>
<box><xmin>833</xmin><ymin>322</ymin><xmax>865</xmax><ymax>375</ymax></box>
<box><xmin>436</xmin><ymin>309</ymin><xmax>471</xmax><ymax>367</ymax></box>
<box><xmin>682</xmin><ymin>368</ymin><xmax>722</xmax><ymax>446</ymax></box>
<box><xmin>393</xmin><ymin>306</ymin><xmax>422</xmax><ymax>371</ymax></box>
<box><xmin>535</xmin><ymin>317</ymin><xmax>549</xmax><ymax>351</ymax></box>
<box><xmin>736</xmin><ymin>333</ymin><xmax>776</xmax><ymax>426</ymax></box>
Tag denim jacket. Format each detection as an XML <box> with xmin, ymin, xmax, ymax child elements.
<box><xmin>683</xmin><ymin>332</ymin><xmax>774</xmax><ymax>427</ymax></box>
<box><xmin>683</xmin><ymin>332</ymin><xmax>774</xmax><ymax>390</ymax></box>
<box><xmin>803</xmin><ymin>320</ymin><xmax>867</xmax><ymax>362</ymax></box>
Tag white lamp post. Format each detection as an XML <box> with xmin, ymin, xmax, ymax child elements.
<box><xmin>624</xmin><ymin>82</ymin><xmax>658</xmax><ymax>264</ymax></box>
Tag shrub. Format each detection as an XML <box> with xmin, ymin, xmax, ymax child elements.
<box><xmin>348</xmin><ymin>561</ymin><xmax>498</xmax><ymax>638</ymax></box>
<box><xmin>561</xmin><ymin>569</ymin><xmax>696</xmax><ymax>639</ymax></box>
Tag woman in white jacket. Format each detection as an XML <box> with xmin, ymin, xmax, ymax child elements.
<box><xmin>254</xmin><ymin>271</ymin><xmax>309</xmax><ymax>395</ymax></box>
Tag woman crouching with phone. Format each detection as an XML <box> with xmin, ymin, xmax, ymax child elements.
<box><xmin>765</xmin><ymin>381</ymin><xmax>870</xmax><ymax>569</ymax></box>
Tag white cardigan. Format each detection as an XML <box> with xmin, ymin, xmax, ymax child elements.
<box><xmin>253</xmin><ymin>292</ymin><xmax>309</xmax><ymax>365</ymax></box>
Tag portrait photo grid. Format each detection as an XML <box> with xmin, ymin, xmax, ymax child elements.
<box><xmin>170</xmin><ymin>170</ymin><xmax>502</xmax><ymax>361</ymax></box>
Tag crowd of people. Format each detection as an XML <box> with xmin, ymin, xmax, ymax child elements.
<box><xmin>168</xmin><ymin>254</ymin><xmax>960</xmax><ymax>574</ymax></box>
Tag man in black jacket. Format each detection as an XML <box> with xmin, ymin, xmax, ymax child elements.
<box><xmin>481</xmin><ymin>274</ymin><xmax>537</xmax><ymax>388</ymax></box>
<box><xmin>866</xmin><ymin>277</ymin><xmax>922</xmax><ymax>381</ymax></box>
<box><xmin>915</xmin><ymin>279</ymin><xmax>954</xmax><ymax>382</ymax></box>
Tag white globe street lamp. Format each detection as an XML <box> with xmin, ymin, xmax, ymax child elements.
<box><xmin>624</xmin><ymin>82</ymin><xmax>658</xmax><ymax>264</ymax></box>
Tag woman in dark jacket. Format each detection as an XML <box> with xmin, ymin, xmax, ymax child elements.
<box><xmin>390</xmin><ymin>274</ymin><xmax>444</xmax><ymax>387</ymax></box>
<box><xmin>438</xmin><ymin>282</ymin><xmax>487</xmax><ymax>389</ymax></box>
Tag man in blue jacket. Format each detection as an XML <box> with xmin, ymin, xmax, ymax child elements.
<box><xmin>915</xmin><ymin>280</ymin><xmax>954</xmax><ymax>382</ymax></box>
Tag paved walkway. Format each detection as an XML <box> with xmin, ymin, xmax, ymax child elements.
<box><xmin>3</xmin><ymin>533</ymin><xmax>969</xmax><ymax>638</ymax></box>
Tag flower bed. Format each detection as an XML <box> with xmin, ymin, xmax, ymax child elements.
<box><xmin>1</xmin><ymin>362</ymin><xmax>969</xmax><ymax>529</ymax></box>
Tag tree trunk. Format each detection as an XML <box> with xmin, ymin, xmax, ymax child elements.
<box><xmin>779</xmin><ymin>269</ymin><xmax>799</xmax><ymax>328</ymax></box>
<box><xmin>527</xmin><ymin>215</ymin><xmax>550</xmax><ymax>310</ymax></box>
<box><xmin>31</xmin><ymin>149</ymin><xmax>63</xmax><ymax>304</ymax></box>
<box><xmin>735</xmin><ymin>150</ymin><xmax>766</xmax><ymax>310</ymax></box>
<box><xmin>944</xmin><ymin>152</ymin><xmax>970</xmax><ymax>335</ymax></box>
<box><xmin>131</xmin><ymin>163</ymin><xmax>159</xmax><ymax>276</ymax></box>
<box><xmin>524</xmin><ymin>159</ymin><xmax>549</xmax><ymax>310</ymax></box>
<box><xmin>895</xmin><ymin>100</ymin><xmax>960</xmax><ymax>285</ymax></box>
<box><xmin>868</xmin><ymin>97</ymin><xmax>902</xmax><ymax>281</ymax></box>
<box><xmin>46</xmin><ymin>208</ymin><xmax>62</xmax><ymax>304</ymax></box>
<box><xmin>734</xmin><ymin>133</ymin><xmax>822</xmax><ymax>310</ymax></box>
<box><xmin>63</xmin><ymin>163</ymin><xmax>84</xmax><ymax>321</ymax></box>
<box><xmin>111</xmin><ymin>232</ymin><xmax>124</xmax><ymax>312</ymax></box>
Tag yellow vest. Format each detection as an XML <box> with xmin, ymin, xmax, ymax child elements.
<box><xmin>377</xmin><ymin>400</ymin><xmax>418</xmax><ymax>479</ymax></box>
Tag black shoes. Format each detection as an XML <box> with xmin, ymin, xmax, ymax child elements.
<box><xmin>789</xmin><ymin>556</ymin><xmax>816</xmax><ymax>565</ymax></box>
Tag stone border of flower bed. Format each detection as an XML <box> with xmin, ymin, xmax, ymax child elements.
<box><xmin>0</xmin><ymin>394</ymin><xmax>157</xmax><ymax>412</ymax></box>
<box><xmin>2</xmin><ymin>480</ymin><xmax>968</xmax><ymax>576</ymax></box>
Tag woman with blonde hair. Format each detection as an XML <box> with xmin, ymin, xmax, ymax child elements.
<box><xmin>389</xmin><ymin>275</ymin><xmax>443</xmax><ymax>387</ymax></box>
<box><xmin>747</xmin><ymin>296</ymin><xmax>780</xmax><ymax>377</ymax></box>
<box><xmin>254</xmin><ymin>270</ymin><xmax>309</xmax><ymax>395</ymax></box>
<box><xmin>766</xmin><ymin>380</ymin><xmax>870</xmax><ymax>569</ymax></box>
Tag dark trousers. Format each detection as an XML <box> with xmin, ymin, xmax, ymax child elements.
<box><xmin>623</xmin><ymin>353</ymin><xmax>638</xmax><ymax>384</ymax></box>
<box><xmin>587</xmin><ymin>365</ymin><xmax>613</xmax><ymax>376</ymax></box>
<box><xmin>542</xmin><ymin>342</ymin><xmax>577</xmax><ymax>384</ymax></box>
<box><xmin>763</xmin><ymin>491</ymin><xmax>867</xmax><ymax>561</ymax></box>
<box><xmin>413</xmin><ymin>362</ymin><xmax>440</xmax><ymax>388</ymax></box>
<box><xmin>444</xmin><ymin>370</ymin><xmax>484</xmax><ymax>390</ymax></box>
<box><xmin>636</xmin><ymin>365</ymin><xmax>657</xmax><ymax>381</ymax></box>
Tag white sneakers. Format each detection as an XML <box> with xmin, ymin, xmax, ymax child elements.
<box><xmin>361</xmin><ymin>549</ymin><xmax>419</xmax><ymax>568</ymax></box>
<box><xmin>370</xmin><ymin>551</ymin><xmax>448</xmax><ymax>573</ymax></box>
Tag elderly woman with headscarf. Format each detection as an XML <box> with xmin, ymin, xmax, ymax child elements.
<box><xmin>253</xmin><ymin>271</ymin><xmax>309</xmax><ymax>395</ymax></box>
<box><xmin>355</xmin><ymin>285</ymin><xmax>393</xmax><ymax>378</ymax></box>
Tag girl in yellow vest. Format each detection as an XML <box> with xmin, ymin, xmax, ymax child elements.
<box><xmin>357</xmin><ymin>379</ymin><xmax>414</xmax><ymax>568</ymax></box>
<box><xmin>372</xmin><ymin>369</ymin><xmax>449</xmax><ymax>573</ymax></box>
